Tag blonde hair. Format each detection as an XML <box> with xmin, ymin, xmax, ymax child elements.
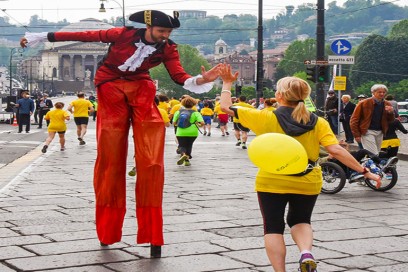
<box><xmin>276</xmin><ymin>77</ymin><xmax>311</xmax><ymax>124</ymax></box>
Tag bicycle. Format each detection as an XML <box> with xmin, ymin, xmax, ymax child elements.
<box><xmin>321</xmin><ymin>156</ymin><xmax>398</xmax><ymax>194</ymax></box>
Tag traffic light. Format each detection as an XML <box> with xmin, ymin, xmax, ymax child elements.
<box><xmin>317</xmin><ymin>65</ymin><xmax>329</xmax><ymax>83</ymax></box>
<box><xmin>306</xmin><ymin>66</ymin><xmax>316</xmax><ymax>83</ymax></box>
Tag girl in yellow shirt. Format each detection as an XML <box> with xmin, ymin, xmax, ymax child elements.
<box><xmin>218</xmin><ymin>64</ymin><xmax>381</xmax><ymax>272</ymax></box>
<box><xmin>42</xmin><ymin>102</ymin><xmax>71</xmax><ymax>153</ymax></box>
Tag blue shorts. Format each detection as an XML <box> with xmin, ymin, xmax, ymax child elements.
<box><xmin>203</xmin><ymin>116</ymin><xmax>212</xmax><ymax>125</ymax></box>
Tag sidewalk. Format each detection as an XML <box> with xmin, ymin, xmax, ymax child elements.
<box><xmin>0</xmin><ymin>120</ymin><xmax>408</xmax><ymax>271</ymax></box>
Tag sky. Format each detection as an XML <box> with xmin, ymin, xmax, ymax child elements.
<box><xmin>0</xmin><ymin>0</ymin><xmax>373</xmax><ymax>25</ymax></box>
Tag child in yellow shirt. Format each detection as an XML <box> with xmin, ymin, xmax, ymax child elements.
<box><xmin>200</xmin><ymin>103</ymin><xmax>214</xmax><ymax>136</ymax></box>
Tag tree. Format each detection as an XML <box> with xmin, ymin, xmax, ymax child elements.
<box><xmin>388</xmin><ymin>19</ymin><xmax>408</xmax><ymax>38</ymax></box>
<box><xmin>275</xmin><ymin>39</ymin><xmax>316</xmax><ymax>79</ymax></box>
<box><xmin>149</xmin><ymin>44</ymin><xmax>212</xmax><ymax>98</ymax></box>
<box><xmin>349</xmin><ymin>35</ymin><xmax>389</xmax><ymax>88</ymax></box>
<box><xmin>390</xmin><ymin>79</ymin><xmax>408</xmax><ymax>101</ymax></box>
<box><xmin>349</xmin><ymin>34</ymin><xmax>408</xmax><ymax>89</ymax></box>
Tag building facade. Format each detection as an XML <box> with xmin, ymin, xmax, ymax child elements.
<box><xmin>20</xmin><ymin>18</ymin><xmax>113</xmax><ymax>95</ymax></box>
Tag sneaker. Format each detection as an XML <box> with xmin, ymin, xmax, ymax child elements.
<box><xmin>222</xmin><ymin>134</ymin><xmax>225</xmax><ymax>136</ymax></box>
<box><xmin>203</xmin><ymin>131</ymin><xmax>207</xmax><ymax>136</ymax></box>
<box><xmin>60</xmin><ymin>147</ymin><xmax>65</xmax><ymax>151</ymax></box>
<box><xmin>225</xmin><ymin>131</ymin><xmax>230</xmax><ymax>136</ymax></box>
<box><xmin>207</xmin><ymin>132</ymin><xmax>211</xmax><ymax>136</ymax></box>
<box><xmin>41</xmin><ymin>145</ymin><xmax>48</xmax><ymax>153</ymax></box>
<box><xmin>177</xmin><ymin>154</ymin><xmax>188</xmax><ymax>165</ymax></box>
<box><xmin>78</xmin><ymin>137</ymin><xmax>82</xmax><ymax>141</ymax></box>
<box><xmin>241</xmin><ymin>143</ymin><xmax>247</xmax><ymax>150</ymax></box>
<box><xmin>350</xmin><ymin>171</ymin><xmax>364</xmax><ymax>181</ymax></box>
<box><xmin>382</xmin><ymin>156</ymin><xmax>398</xmax><ymax>169</ymax></box>
<box><xmin>79</xmin><ymin>140</ymin><xmax>86</xmax><ymax>145</ymax></box>
<box><xmin>184</xmin><ymin>160</ymin><xmax>191</xmax><ymax>166</ymax></box>
<box><xmin>235</xmin><ymin>141</ymin><xmax>241</xmax><ymax>146</ymax></box>
<box><xmin>299</xmin><ymin>253</ymin><xmax>317</xmax><ymax>272</ymax></box>
<box><xmin>128</xmin><ymin>167</ymin><xmax>136</xmax><ymax>176</ymax></box>
<box><xmin>176</xmin><ymin>147</ymin><xmax>181</xmax><ymax>154</ymax></box>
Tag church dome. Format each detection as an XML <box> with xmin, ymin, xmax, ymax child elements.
<box><xmin>215</xmin><ymin>38</ymin><xmax>227</xmax><ymax>46</ymax></box>
<box><xmin>58</xmin><ymin>18</ymin><xmax>114</xmax><ymax>32</ymax></box>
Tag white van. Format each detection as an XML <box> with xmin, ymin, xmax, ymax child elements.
<box><xmin>397</xmin><ymin>101</ymin><xmax>408</xmax><ymax>123</ymax></box>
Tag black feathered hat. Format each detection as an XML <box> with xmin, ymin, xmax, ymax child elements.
<box><xmin>129</xmin><ymin>10</ymin><xmax>180</xmax><ymax>28</ymax></box>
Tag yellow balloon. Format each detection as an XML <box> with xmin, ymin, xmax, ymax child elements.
<box><xmin>247</xmin><ymin>133</ymin><xmax>308</xmax><ymax>175</ymax></box>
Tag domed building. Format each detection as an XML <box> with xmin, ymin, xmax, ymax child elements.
<box><xmin>20</xmin><ymin>18</ymin><xmax>114</xmax><ymax>94</ymax></box>
<box><xmin>214</xmin><ymin>38</ymin><xmax>228</xmax><ymax>60</ymax></box>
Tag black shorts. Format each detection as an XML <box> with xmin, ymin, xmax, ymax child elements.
<box><xmin>233</xmin><ymin>122</ymin><xmax>250</xmax><ymax>132</ymax></box>
<box><xmin>74</xmin><ymin>117</ymin><xmax>89</xmax><ymax>126</ymax></box>
<box><xmin>257</xmin><ymin>192</ymin><xmax>318</xmax><ymax>234</ymax></box>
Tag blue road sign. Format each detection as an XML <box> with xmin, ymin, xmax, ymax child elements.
<box><xmin>331</xmin><ymin>39</ymin><xmax>352</xmax><ymax>55</ymax></box>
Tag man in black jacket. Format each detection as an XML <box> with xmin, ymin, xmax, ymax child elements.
<box><xmin>325</xmin><ymin>90</ymin><xmax>339</xmax><ymax>134</ymax></box>
<box><xmin>340</xmin><ymin>94</ymin><xmax>356</xmax><ymax>143</ymax></box>
<box><xmin>38</xmin><ymin>93</ymin><xmax>53</xmax><ymax>129</ymax></box>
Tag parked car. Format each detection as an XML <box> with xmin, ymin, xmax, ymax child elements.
<box><xmin>397</xmin><ymin>101</ymin><xmax>408</xmax><ymax>123</ymax></box>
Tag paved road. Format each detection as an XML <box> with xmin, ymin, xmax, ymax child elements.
<box><xmin>0</xmin><ymin>106</ymin><xmax>407</xmax><ymax>271</ymax></box>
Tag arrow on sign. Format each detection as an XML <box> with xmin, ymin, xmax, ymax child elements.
<box><xmin>336</xmin><ymin>41</ymin><xmax>349</xmax><ymax>54</ymax></box>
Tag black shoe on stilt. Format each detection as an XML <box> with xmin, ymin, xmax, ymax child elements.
<box><xmin>150</xmin><ymin>245</ymin><xmax>162</xmax><ymax>258</ymax></box>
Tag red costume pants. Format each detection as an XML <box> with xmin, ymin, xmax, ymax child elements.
<box><xmin>94</xmin><ymin>79</ymin><xmax>165</xmax><ymax>246</ymax></box>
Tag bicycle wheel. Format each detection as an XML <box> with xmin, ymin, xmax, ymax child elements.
<box><xmin>320</xmin><ymin>162</ymin><xmax>347</xmax><ymax>194</ymax></box>
<box><xmin>364</xmin><ymin>167</ymin><xmax>398</xmax><ymax>192</ymax></box>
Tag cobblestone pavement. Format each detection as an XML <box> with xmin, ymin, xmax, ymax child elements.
<box><xmin>0</xmin><ymin>117</ymin><xmax>407</xmax><ymax>271</ymax></box>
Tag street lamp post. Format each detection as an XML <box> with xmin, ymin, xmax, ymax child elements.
<box><xmin>99</xmin><ymin>0</ymin><xmax>125</xmax><ymax>27</ymax></box>
<box><xmin>256</xmin><ymin>0</ymin><xmax>264</xmax><ymax>108</ymax></box>
<box><xmin>9</xmin><ymin>47</ymin><xmax>24</xmax><ymax>96</ymax></box>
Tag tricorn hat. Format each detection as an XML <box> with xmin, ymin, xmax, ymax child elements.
<box><xmin>129</xmin><ymin>10</ymin><xmax>180</xmax><ymax>28</ymax></box>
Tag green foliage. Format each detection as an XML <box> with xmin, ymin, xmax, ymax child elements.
<box><xmin>349</xmin><ymin>34</ymin><xmax>408</xmax><ymax>89</ymax></box>
<box><xmin>389</xmin><ymin>79</ymin><xmax>408</xmax><ymax>101</ymax></box>
<box><xmin>275</xmin><ymin>39</ymin><xmax>316</xmax><ymax>78</ymax></box>
<box><xmin>354</xmin><ymin>81</ymin><xmax>380</xmax><ymax>97</ymax></box>
<box><xmin>150</xmin><ymin>44</ymin><xmax>212</xmax><ymax>98</ymax></box>
<box><xmin>388</xmin><ymin>19</ymin><xmax>408</xmax><ymax>38</ymax></box>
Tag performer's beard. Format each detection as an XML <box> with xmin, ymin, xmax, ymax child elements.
<box><xmin>149</xmin><ymin>29</ymin><xmax>167</xmax><ymax>44</ymax></box>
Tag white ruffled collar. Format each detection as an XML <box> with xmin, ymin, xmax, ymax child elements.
<box><xmin>118</xmin><ymin>41</ymin><xmax>157</xmax><ymax>72</ymax></box>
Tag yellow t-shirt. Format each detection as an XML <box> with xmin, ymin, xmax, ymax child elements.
<box><xmin>262</xmin><ymin>106</ymin><xmax>276</xmax><ymax>111</ymax></box>
<box><xmin>169</xmin><ymin>99</ymin><xmax>180</xmax><ymax>108</ymax></box>
<box><xmin>45</xmin><ymin>109</ymin><xmax>70</xmax><ymax>132</ymax></box>
<box><xmin>70</xmin><ymin>98</ymin><xmax>93</xmax><ymax>117</ymax></box>
<box><xmin>159</xmin><ymin>108</ymin><xmax>170</xmax><ymax>123</ymax></box>
<box><xmin>232</xmin><ymin>102</ymin><xmax>254</xmax><ymax>123</ymax></box>
<box><xmin>158</xmin><ymin>101</ymin><xmax>170</xmax><ymax>113</ymax></box>
<box><xmin>214</xmin><ymin>105</ymin><xmax>226</xmax><ymax>115</ymax></box>
<box><xmin>237</xmin><ymin>107</ymin><xmax>338</xmax><ymax>195</ymax></box>
<box><xmin>170</xmin><ymin>104</ymin><xmax>197</xmax><ymax>115</ymax></box>
<box><xmin>200</xmin><ymin>107</ymin><xmax>214</xmax><ymax>116</ymax></box>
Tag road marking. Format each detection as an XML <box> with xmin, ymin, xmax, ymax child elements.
<box><xmin>0</xmin><ymin>147</ymin><xmax>45</xmax><ymax>195</ymax></box>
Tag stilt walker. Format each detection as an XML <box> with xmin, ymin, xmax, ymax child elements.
<box><xmin>19</xmin><ymin>10</ymin><xmax>220</xmax><ymax>257</ymax></box>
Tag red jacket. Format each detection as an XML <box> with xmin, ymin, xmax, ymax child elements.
<box><xmin>350</xmin><ymin>97</ymin><xmax>395</xmax><ymax>137</ymax></box>
<box><xmin>48</xmin><ymin>27</ymin><xmax>191</xmax><ymax>87</ymax></box>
